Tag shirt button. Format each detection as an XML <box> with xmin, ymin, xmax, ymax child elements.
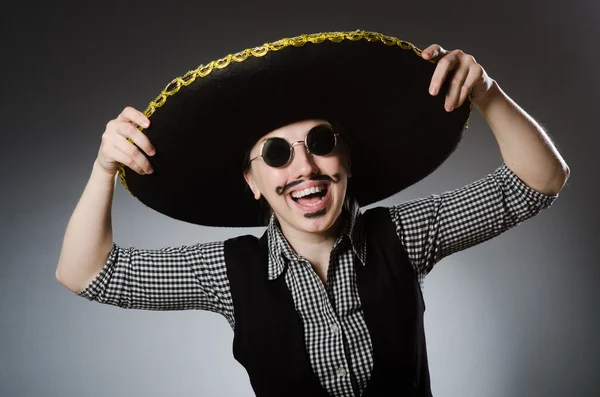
<box><xmin>337</xmin><ymin>366</ymin><xmax>347</xmax><ymax>378</ymax></box>
<box><xmin>331</xmin><ymin>324</ymin><xmax>339</xmax><ymax>334</ymax></box>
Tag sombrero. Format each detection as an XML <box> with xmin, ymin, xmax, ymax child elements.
<box><xmin>118</xmin><ymin>29</ymin><xmax>472</xmax><ymax>227</ymax></box>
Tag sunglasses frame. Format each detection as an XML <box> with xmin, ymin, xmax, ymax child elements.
<box><xmin>249</xmin><ymin>124</ymin><xmax>340</xmax><ymax>168</ymax></box>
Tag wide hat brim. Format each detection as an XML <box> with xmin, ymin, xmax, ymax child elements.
<box><xmin>119</xmin><ymin>30</ymin><xmax>472</xmax><ymax>227</ymax></box>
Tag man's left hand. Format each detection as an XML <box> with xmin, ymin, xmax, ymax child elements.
<box><xmin>422</xmin><ymin>44</ymin><xmax>495</xmax><ymax>111</ymax></box>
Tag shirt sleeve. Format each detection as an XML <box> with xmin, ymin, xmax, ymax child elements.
<box><xmin>76</xmin><ymin>240</ymin><xmax>234</xmax><ymax>328</ymax></box>
<box><xmin>389</xmin><ymin>164</ymin><xmax>558</xmax><ymax>282</ymax></box>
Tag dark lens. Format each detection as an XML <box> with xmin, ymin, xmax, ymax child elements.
<box><xmin>307</xmin><ymin>125</ymin><xmax>336</xmax><ymax>155</ymax></box>
<box><xmin>262</xmin><ymin>138</ymin><xmax>291</xmax><ymax>167</ymax></box>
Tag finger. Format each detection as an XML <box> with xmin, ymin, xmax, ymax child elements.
<box><xmin>422</xmin><ymin>44</ymin><xmax>446</xmax><ymax>60</ymax></box>
<box><xmin>117</xmin><ymin>106</ymin><xmax>150</xmax><ymax>129</ymax></box>
<box><xmin>110</xmin><ymin>149</ymin><xmax>146</xmax><ymax>175</ymax></box>
<box><xmin>112</xmin><ymin>120</ymin><xmax>156</xmax><ymax>156</ymax></box>
<box><xmin>99</xmin><ymin>134</ymin><xmax>145</xmax><ymax>175</ymax></box>
<box><xmin>445</xmin><ymin>64</ymin><xmax>469</xmax><ymax>111</ymax></box>
<box><xmin>457</xmin><ymin>65</ymin><xmax>484</xmax><ymax>107</ymax></box>
<box><xmin>113</xmin><ymin>133</ymin><xmax>154</xmax><ymax>174</ymax></box>
<box><xmin>429</xmin><ymin>53</ymin><xmax>458</xmax><ymax>96</ymax></box>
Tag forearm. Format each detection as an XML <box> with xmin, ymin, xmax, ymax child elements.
<box><xmin>474</xmin><ymin>81</ymin><xmax>570</xmax><ymax>195</ymax></box>
<box><xmin>56</xmin><ymin>160</ymin><xmax>117</xmax><ymax>293</ymax></box>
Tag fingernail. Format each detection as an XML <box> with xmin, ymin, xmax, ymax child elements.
<box><xmin>148</xmin><ymin>168</ymin><xmax>154</xmax><ymax>174</ymax></box>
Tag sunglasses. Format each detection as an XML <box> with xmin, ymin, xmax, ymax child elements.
<box><xmin>249</xmin><ymin>124</ymin><xmax>341</xmax><ymax>168</ymax></box>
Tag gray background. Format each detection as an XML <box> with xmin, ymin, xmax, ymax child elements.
<box><xmin>1</xmin><ymin>0</ymin><xmax>598</xmax><ymax>396</ymax></box>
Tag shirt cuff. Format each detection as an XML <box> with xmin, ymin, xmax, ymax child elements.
<box><xmin>495</xmin><ymin>164</ymin><xmax>558</xmax><ymax>210</ymax></box>
<box><xmin>76</xmin><ymin>243</ymin><xmax>118</xmax><ymax>300</ymax></box>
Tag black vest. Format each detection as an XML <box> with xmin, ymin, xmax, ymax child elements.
<box><xmin>224</xmin><ymin>207</ymin><xmax>432</xmax><ymax>396</ymax></box>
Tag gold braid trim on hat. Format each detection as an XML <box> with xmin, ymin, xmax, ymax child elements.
<box><xmin>118</xmin><ymin>29</ymin><xmax>472</xmax><ymax>194</ymax></box>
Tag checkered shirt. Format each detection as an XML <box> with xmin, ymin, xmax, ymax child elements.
<box><xmin>78</xmin><ymin>164</ymin><xmax>557</xmax><ymax>396</ymax></box>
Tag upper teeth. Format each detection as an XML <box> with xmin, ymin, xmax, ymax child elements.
<box><xmin>291</xmin><ymin>185</ymin><xmax>326</xmax><ymax>199</ymax></box>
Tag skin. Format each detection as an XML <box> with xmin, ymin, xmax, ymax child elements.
<box><xmin>56</xmin><ymin>43</ymin><xmax>570</xmax><ymax>292</ymax></box>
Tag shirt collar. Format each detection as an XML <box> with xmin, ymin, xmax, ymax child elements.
<box><xmin>266</xmin><ymin>195</ymin><xmax>367</xmax><ymax>280</ymax></box>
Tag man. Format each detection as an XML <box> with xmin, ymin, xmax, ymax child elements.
<box><xmin>56</xmin><ymin>31</ymin><xmax>569</xmax><ymax>396</ymax></box>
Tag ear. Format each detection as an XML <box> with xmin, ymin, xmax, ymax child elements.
<box><xmin>243</xmin><ymin>171</ymin><xmax>261</xmax><ymax>200</ymax></box>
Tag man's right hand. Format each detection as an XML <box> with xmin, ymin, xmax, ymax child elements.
<box><xmin>96</xmin><ymin>106</ymin><xmax>155</xmax><ymax>176</ymax></box>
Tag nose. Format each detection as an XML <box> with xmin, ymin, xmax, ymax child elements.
<box><xmin>289</xmin><ymin>140</ymin><xmax>319</xmax><ymax>177</ymax></box>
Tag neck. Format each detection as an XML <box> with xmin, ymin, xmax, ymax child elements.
<box><xmin>278</xmin><ymin>211</ymin><xmax>346</xmax><ymax>267</ymax></box>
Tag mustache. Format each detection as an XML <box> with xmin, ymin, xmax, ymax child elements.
<box><xmin>276</xmin><ymin>174</ymin><xmax>340</xmax><ymax>196</ymax></box>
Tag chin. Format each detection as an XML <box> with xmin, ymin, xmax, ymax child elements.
<box><xmin>297</xmin><ymin>216</ymin><xmax>334</xmax><ymax>233</ymax></box>
<box><xmin>294</xmin><ymin>200</ymin><xmax>344</xmax><ymax>234</ymax></box>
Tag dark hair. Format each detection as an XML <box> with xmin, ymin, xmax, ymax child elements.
<box><xmin>242</xmin><ymin>119</ymin><xmax>353</xmax><ymax>226</ymax></box>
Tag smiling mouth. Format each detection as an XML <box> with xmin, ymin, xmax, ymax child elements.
<box><xmin>286</xmin><ymin>183</ymin><xmax>331</xmax><ymax>216</ymax></box>
<box><xmin>290</xmin><ymin>184</ymin><xmax>328</xmax><ymax>206</ymax></box>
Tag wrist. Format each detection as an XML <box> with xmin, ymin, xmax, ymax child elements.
<box><xmin>92</xmin><ymin>160</ymin><xmax>119</xmax><ymax>185</ymax></box>
<box><xmin>472</xmin><ymin>80</ymin><xmax>503</xmax><ymax>113</ymax></box>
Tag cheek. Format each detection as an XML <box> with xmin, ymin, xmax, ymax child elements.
<box><xmin>323</xmin><ymin>156</ymin><xmax>348</xmax><ymax>175</ymax></box>
<box><xmin>254</xmin><ymin>168</ymin><xmax>286</xmax><ymax>194</ymax></box>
